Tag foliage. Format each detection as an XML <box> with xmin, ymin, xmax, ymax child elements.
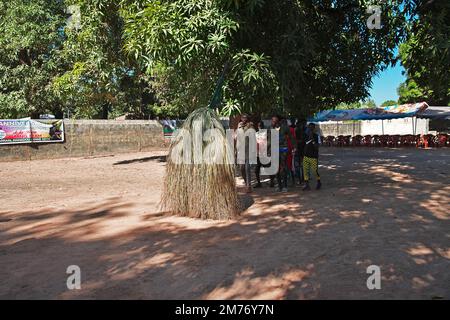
<box><xmin>381</xmin><ymin>99</ymin><xmax>398</xmax><ymax>107</ymax></box>
<box><xmin>122</xmin><ymin>0</ymin><xmax>406</xmax><ymax>118</ymax></box>
<box><xmin>0</xmin><ymin>0</ymin><xmax>66</xmax><ymax>118</ymax></box>
<box><xmin>335</xmin><ymin>99</ymin><xmax>376</xmax><ymax>110</ymax></box>
<box><xmin>53</xmin><ymin>0</ymin><xmax>148</xmax><ymax>119</ymax></box>
<box><xmin>397</xmin><ymin>79</ymin><xmax>428</xmax><ymax>104</ymax></box>
<box><xmin>238</xmin><ymin>0</ymin><xmax>405</xmax><ymax>116</ymax></box>
<box><xmin>1</xmin><ymin>1</ymin><xmax>447</xmax><ymax>119</ymax></box>
<box><xmin>121</xmin><ymin>0</ymin><xmax>279</xmax><ymax>117</ymax></box>
<box><xmin>398</xmin><ymin>0</ymin><xmax>450</xmax><ymax>105</ymax></box>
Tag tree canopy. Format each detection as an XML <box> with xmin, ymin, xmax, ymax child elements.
<box><xmin>335</xmin><ymin>99</ymin><xmax>377</xmax><ymax>110</ymax></box>
<box><xmin>122</xmin><ymin>0</ymin><xmax>406</xmax><ymax>117</ymax></box>
<box><xmin>0</xmin><ymin>0</ymin><xmax>66</xmax><ymax>118</ymax></box>
<box><xmin>0</xmin><ymin>0</ymin><xmax>448</xmax><ymax>119</ymax></box>
<box><xmin>398</xmin><ymin>0</ymin><xmax>450</xmax><ymax>106</ymax></box>
<box><xmin>52</xmin><ymin>0</ymin><xmax>153</xmax><ymax>119</ymax></box>
<box><xmin>381</xmin><ymin>99</ymin><xmax>398</xmax><ymax>107</ymax></box>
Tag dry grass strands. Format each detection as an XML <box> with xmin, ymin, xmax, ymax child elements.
<box><xmin>160</xmin><ymin>108</ymin><xmax>240</xmax><ymax>220</ymax></box>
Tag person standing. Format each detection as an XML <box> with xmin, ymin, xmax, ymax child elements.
<box><xmin>236</xmin><ymin>114</ymin><xmax>256</xmax><ymax>193</ymax></box>
<box><xmin>255</xmin><ymin>120</ymin><xmax>267</xmax><ymax>188</ymax></box>
<box><xmin>302</xmin><ymin>123</ymin><xmax>321</xmax><ymax>191</ymax></box>
<box><xmin>295</xmin><ymin>119</ymin><xmax>307</xmax><ymax>183</ymax></box>
<box><xmin>271</xmin><ymin>115</ymin><xmax>297</xmax><ymax>192</ymax></box>
<box><xmin>287</xmin><ymin>118</ymin><xmax>300</xmax><ymax>186</ymax></box>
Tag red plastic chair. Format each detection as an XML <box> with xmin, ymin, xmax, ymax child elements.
<box><xmin>336</xmin><ymin>135</ymin><xmax>347</xmax><ymax>147</ymax></box>
<box><xmin>363</xmin><ymin>135</ymin><xmax>372</xmax><ymax>147</ymax></box>
<box><xmin>428</xmin><ymin>134</ymin><xmax>438</xmax><ymax>148</ymax></box>
<box><xmin>379</xmin><ymin>135</ymin><xmax>389</xmax><ymax>147</ymax></box>
<box><xmin>424</xmin><ymin>134</ymin><xmax>435</xmax><ymax>148</ymax></box>
<box><xmin>344</xmin><ymin>135</ymin><xmax>351</xmax><ymax>146</ymax></box>
<box><xmin>325</xmin><ymin>136</ymin><xmax>335</xmax><ymax>147</ymax></box>
<box><xmin>352</xmin><ymin>135</ymin><xmax>363</xmax><ymax>146</ymax></box>
<box><xmin>399</xmin><ymin>135</ymin><xmax>407</xmax><ymax>147</ymax></box>
<box><xmin>372</xmin><ymin>135</ymin><xmax>381</xmax><ymax>147</ymax></box>
<box><xmin>437</xmin><ymin>133</ymin><xmax>448</xmax><ymax>147</ymax></box>
<box><xmin>414</xmin><ymin>135</ymin><xmax>422</xmax><ymax>147</ymax></box>
<box><xmin>388</xmin><ymin>135</ymin><xmax>400</xmax><ymax>148</ymax></box>
<box><xmin>401</xmin><ymin>135</ymin><xmax>415</xmax><ymax>147</ymax></box>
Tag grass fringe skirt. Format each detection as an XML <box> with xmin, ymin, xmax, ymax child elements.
<box><xmin>160</xmin><ymin>108</ymin><xmax>240</xmax><ymax>220</ymax></box>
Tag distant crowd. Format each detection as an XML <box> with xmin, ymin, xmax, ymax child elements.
<box><xmin>235</xmin><ymin>114</ymin><xmax>322</xmax><ymax>193</ymax></box>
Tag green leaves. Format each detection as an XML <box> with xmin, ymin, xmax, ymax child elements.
<box><xmin>2</xmin><ymin>0</ymin><xmax>443</xmax><ymax>120</ymax></box>
<box><xmin>335</xmin><ymin>99</ymin><xmax>377</xmax><ymax>110</ymax></box>
<box><xmin>220</xmin><ymin>99</ymin><xmax>242</xmax><ymax>117</ymax></box>
<box><xmin>0</xmin><ymin>0</ymin><xmax>66</xmax><ymax>118</ymax></box>
<box><xmin>53</xmin><ymin>0</ymin><xmax>147</xmax><ymax>119</ymax></box>
<box><xmin>381</xmin><ymin>100</ymin><xmax>398</xmax><ymax>108</ymax></box>
<box><xmin>397</xmin><ymin>79</ymin><xmax>428</xmax><ymax>105</ymax></box>
<box><xmin>120</xmin><ymin>0</ymin><xmax>413</xmax><ymax>118</ymax></box>
<box><xmin>399</xmin><ymin>1</ymin><xmax>450</xmax><ymax>105</ymax></box>
<box><xmin>208</xmin><ymin>33</ymin><xmax>229</xmax><ymax>54</ymax></box>
<box><xmin>121</xmin><ymin>0</ymin><xmax>272</xmax><ymax>115</ymax></box>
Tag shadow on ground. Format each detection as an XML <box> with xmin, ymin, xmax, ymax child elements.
<box><xmin>0</xmin><ymin>148</ymin><xmax>449</xmax><ymax>299</ymax></box>
<box><xmin>113</xmin><ymin>155</ymin><xmax>167</xmax><ymax>165</ymax></box>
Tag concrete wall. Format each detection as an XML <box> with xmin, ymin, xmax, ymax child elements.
<box><xmin>318</xmin><ymin>118</ymin><xmax>429</xmax><ymax>136</ymax></box>
<box><xmin>0</xmin><ymin>120</ymin><xmax>167</xmax><ymax>162</ymax></box>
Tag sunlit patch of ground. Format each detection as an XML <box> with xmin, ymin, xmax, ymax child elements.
<box><xmin>0</xmin><ymin>147</ymin><xmax>449</xmax><ymax>299</ymax></box>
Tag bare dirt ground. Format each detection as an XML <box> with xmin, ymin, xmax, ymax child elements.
<box><xmin>0</xmin><ymin>147</ymin><xmax>449</xmax><ymax>299</ymax></box>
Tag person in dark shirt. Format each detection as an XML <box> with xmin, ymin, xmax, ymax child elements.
<box><xmin>272</xmin><ymin>115</ymin><xmax>297</xmax><ymax>192</ymax></box>
<box><xmin>287</xmin><ymin>118</ymin><xmax>299</xmax><ymax>186</ymax></box>
<box><xmin>303</xmin><ymin>123</ymin><xmax>321</xmax><ymax>191</ymax></box>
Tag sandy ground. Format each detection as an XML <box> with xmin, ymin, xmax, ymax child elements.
<box><xmin>0</xmin><ymin>147</ymin><xmax>449</xmax><ymax>299</ymax></box>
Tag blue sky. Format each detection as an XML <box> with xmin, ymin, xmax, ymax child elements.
<box><xmin>369</xmin><ymin>61</ymin><xmax>406</xmax><ymax>106</ymax></box>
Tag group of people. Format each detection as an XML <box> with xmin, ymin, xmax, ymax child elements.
<box><xmin>235</xmin><ymin>114</ymin><xmax>322</xmax><ymax>193</ymax></box>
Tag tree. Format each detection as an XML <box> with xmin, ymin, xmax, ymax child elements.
<box><xmin>399</xmin><ymin>0</ymin><xmax>450</xmax><ymax>105</ymax></box>
<box><xmin>121</xmin><ymin>0</ymin><xmax>278</xmax><ymax>117</ymax></box>
<box><xmin>397</xmin><ymin>79</ymin><xmax>427</xmax><ymax>104</ymax></box>
<box><xmin>381</xmin><ymin>99</ymin><xmax>398</xmax><ymax>107</ymax></box>
<box><xmin>0</xmin><ymin>0</ymin><xmax>152</xmax><ymax>119</ymax></box>
<box><xmin>53</xmin><ymin>0</ymin><xmax>150</xmax><ymax>119</ymax></box>
<box><xmin>2</xmin><ymin>1</ymin><xmax>436</xmax><ymax>120</ymax></box>
<box><xmin>237</xmin><ymin>1</ymin><xmax>405</xmax><ymax>117</ymax></box>
<box><xmin>0</xmin><ymin>0</ymin><xmax>66</xmax><ymax>118</ymax></box>
<box><xmin>122</xmin><ymin>1</ymin><xmax>407</xmax><ymax>118</ymax></box>
<box><xmin>335</xmin><ymin>99</ymin><xmax>377</xmax><ymax>110</ymax></box>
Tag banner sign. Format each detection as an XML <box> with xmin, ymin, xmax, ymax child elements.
<box><xmin>0</xmin><ymin>119</ymin><xmax>65</xmax><ymax>145</ymax></box>
<box><xmin>160</xmin><ymin>119</ymin><xmax>178</xmax><ymax>139</ymax></box>
<box><xmin>381</xmin><ymin>102</ymin><xmax>429</xmax><ymax>116</ymax></box>
<box><xmin>310</xmin><ymin>102</ymin><xmax>429</xmax><ymax>122</ymax></box>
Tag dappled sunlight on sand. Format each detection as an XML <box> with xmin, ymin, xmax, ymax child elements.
<box><xmin>419</xmin><ymin>187</ymin><xmax>450</xmax><ymax>220</ymax></box>
<box><xmin>0</xmin><ymin>148</ymin><xmax>449</xmax><ymax>299</ymax></box>
<box><xmin>407</xmin><ymin>245</ymin><xmax>435</xmax><ymax>256</ymax></box>
<box><xmin>339</xmin><ymin>210</ymin><xmax>366</xmax><ymax>218</ymax></box>
<box><xmin>368</xmin><ymin>165</ymin><xmax>414</xmax><ymax>183</ymax></box>
<box><xmin>204</xmin><ymin>267</ymin><xmax>313</xmax><ymax>300</ymax></box>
